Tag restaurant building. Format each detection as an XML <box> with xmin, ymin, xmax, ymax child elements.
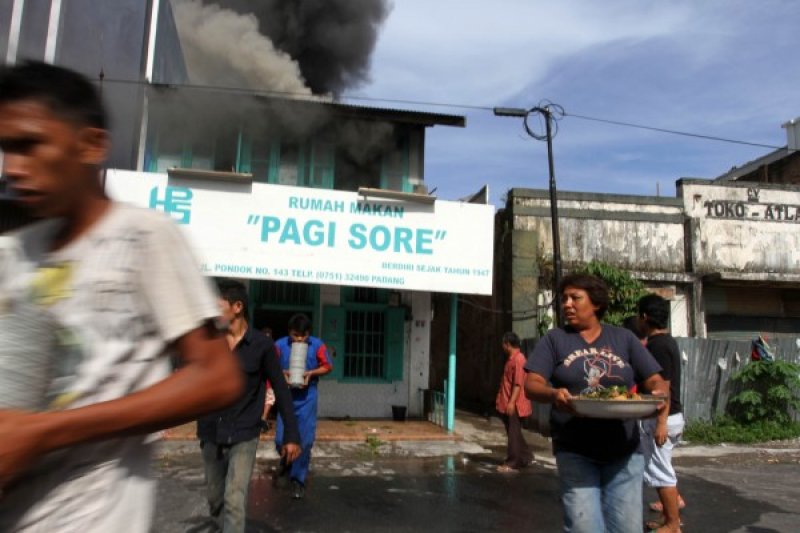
<box><xmin>1</xmin><ymin>0</ymin><xmax>495</xmax><ymax>419</ymax></box>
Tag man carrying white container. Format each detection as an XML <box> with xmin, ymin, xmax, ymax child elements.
<box><xmin>273</xmin><ymin>313</ymin><xmax>332</xmax><ymax>500</ymax></box>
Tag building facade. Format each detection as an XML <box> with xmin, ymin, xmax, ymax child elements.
<box><xmin>1</xmin><ymin>0</ymin><xmax>496</xmax><ymax>419</ymax></box>
<box><xmin>715</xmin><ymin>117</ymin><xmax>800</xmax><ymax>185</ymax></box>
<box><xmin>497</xmin><ymin>179</ymin><xmax>800</xmax><ymax>344</ymax></box>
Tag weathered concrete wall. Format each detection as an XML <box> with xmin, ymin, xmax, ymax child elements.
<box><xmin>510</xmin><ymin>228</ymin><xmax>539</xmax><ymax>340</ymax></box>
<box><xmin>679</xmin><ymin>180</ymin><xmax>800</xmax><ymax>276</ymax></box>
<box><xmin>509</xmin><ymin>189</ymin><xmax>686</xmax><ymax>274</ymax></box>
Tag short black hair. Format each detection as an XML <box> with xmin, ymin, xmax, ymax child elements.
<box><xmin>502</xmin><ymin>332</ymin><xmax>521</xmax><ymax>348</ymax></box>
<box><xmin>622</xmin><ymin>315</ymin><xmax>646</xmax><ymax>340</ymax></box>
<box><xmin>638</xmin><ymin>293</ymin><xmax>670</xmax><ymax>329</ymax></box>
<box><xmin>216</xmin><ymin>278</ymin><xmax>248</xmax><ymax>318</ymax></box>
<box><xmin>558</xmin><ymin>273</ymin><xmax>610</xmax><ymax>319</ymax></box>
<box><xmin>0</xmin><ymin>60</ymin><xmax>107</xmax><ymax>129</ymax></box>
<box><xmin>288</xmin><ymin>313</ymin><xmax>312</xmax><ymax>334</ymax></box>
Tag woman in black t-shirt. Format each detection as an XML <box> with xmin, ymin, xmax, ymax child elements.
<box><xmin>525</xmin><ymin>274</ymin><xmax>668</xmax><ymax>533</ymax></box>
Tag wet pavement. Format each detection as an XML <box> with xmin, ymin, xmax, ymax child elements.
<box><xmin>153</xmin><ymin>414</ymin><xmax>800</xmax><ymax>532</ymax></box>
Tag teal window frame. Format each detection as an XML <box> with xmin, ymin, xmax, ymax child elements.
<box><xmin>238</xmin><ymin>135</ymin><xmax>336</xmax><ymax>189</ymax></box>
<box><xmin>322</xmin><ymin>288</ymin><xmax>405</xmax><ymax>383</ymax></box>
<box><xmin>248</xmin><ymin>280</ymin><xmax>321</xmax><ymax>333</ymax></box>
<box><xmin>147</xmin><ymin>127</ymin><xmax>248</xmax><ymax>174</ymax></box>
<box><xmin>380</xmin><ymin>130</ymin><xmax>411</xmax><ymax>192</ymax></box>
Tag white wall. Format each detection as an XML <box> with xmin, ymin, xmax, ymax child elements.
<box><xmin>316</xmin><ymin>288</ymin><xmax>431</xmax><ymax>418</ymax></box>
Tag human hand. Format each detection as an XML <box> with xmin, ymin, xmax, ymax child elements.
<box><xmin>650</xmin><ymin>391</ymin><xmax>669</xmax><ymax>419</ymax></box>
<box><xmin>281</xmin><ymin>443</ymin><xmax>302</xmax><ymax>464</ymax></box>
<box><xmin>552</xmin><ymin>388</ymin><xmax>577</xmax><ymax>415</ymax></box>
<box><xmin>654</xmin><ymin>421</ymin><xmax>668</xmax><ymax>447</ymax></box>
<box><xmin>505</xmin><ymin>404</ymin><xmax>516</xmax><ymax>417</ymax></box>
<box><xmin>302</xmin><ymin>371</ymin><xmax>311</xmax><ymax>388</ymax></box>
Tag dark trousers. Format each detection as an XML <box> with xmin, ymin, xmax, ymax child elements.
<box><xmin>501</xmin><ymin>413</ymin><xmax>532</xmax><ymax>468</ymax></box>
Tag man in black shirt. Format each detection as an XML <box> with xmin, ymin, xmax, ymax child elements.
<box><xmin>197</xmin><ymin>279</ymin><xmax>301</xmax><ymax>533</ymax></box>
<box><xmin>638</xmin><ymin>294</ymin><xmax>684</xmax><ymax>533</ymax></box>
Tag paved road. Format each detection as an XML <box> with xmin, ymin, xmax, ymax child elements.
<box><xmin>152</xmin><ymin>441</ymin><xmax>800</xmax><ymax>532</ymax></box>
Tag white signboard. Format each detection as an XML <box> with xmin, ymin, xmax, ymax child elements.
<box><xmin>105</xmin><ymin>170</ymin><xmax>495</xmax><ymax>295</ymax></box>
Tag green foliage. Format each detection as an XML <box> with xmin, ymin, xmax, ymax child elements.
<box><xmin>365</xmin><ymin>434</ymin><xmax>384</xmax><ymax>455</ymax></box>
<box><xmin>575</xmin><ymin>261</ymin><xmax>648</xmax><ymax>326</ymax></box>
<box><xmin>537</xmin><ymin>313</ymin><xmax>552</xmax><ymax>337</ymax></box>
<box><xmin>684</xmin><ymin>416</ymin><xmax>800</xmax><ymax>445</ymax></box>
<box><xmin>727</xmin><ymin>360</ymin><xmax>800</xmax><ymax>425</ymax></box>
<box><xmin>687</xmin><ymin>359</ymin><xmax>800</xmax><ymax>444</ymax></box>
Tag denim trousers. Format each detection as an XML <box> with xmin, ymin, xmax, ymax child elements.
<box><xmin>555</xmin><ymin>451</ymin><xmax>644</xmax><ymax>533</ymax></box>
<box><xmin>201</xmin><ymin>438</ymin><xmax>259</xmax><ymax>533</ymax></box>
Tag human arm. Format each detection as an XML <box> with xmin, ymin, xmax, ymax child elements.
<box><xmin>524</xmin><ymin>372</ymin><xmax>576</xmax><ymax>414</ymax></box>
<box><xmin>641</xmin><ymin>372</ymin><xmax>670</xmax><ymax>442</ymax></box>
<box><xmin>0</xmin><ymin>321</ymin><xmax>243</xmax><ymax>489</ymax></box>
<box><xmin>303</xmin><ymin>342</ymin><xmax>333</xmax><ymax>386</ymax></box>
<box><xmin>261</xmin><ymin>384</ymin><xmax>275</xmax><ymax>420</ymax></box>
<box><xmin>638</xmin><ymin>335</ymin><xmax>672</xmax><ymax>444</ymax></box>
<box><xmin>264</xmin><ymin>344</ymin><xmax>301</xmax><ymax>462</ymax></box>
<box><xmin>506</xmin><ymin>384</ymin><xmax>522</xmax><ymax>416</ymax></box>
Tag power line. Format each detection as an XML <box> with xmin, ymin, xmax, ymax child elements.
<box><xmin>97</xmin><ymin>77</ymin><xmax>782</xmax><ymax>150</ymax></box>
<box><xmin>564</xmin><ymin>112</ymin><xmax>783</xmax><ymax>150</ymax></box>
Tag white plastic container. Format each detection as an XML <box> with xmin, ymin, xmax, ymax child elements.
<box><xmin>288</xmin><ymin>341</ymin><xmax>308</xmax><ymax>387</ymax></box>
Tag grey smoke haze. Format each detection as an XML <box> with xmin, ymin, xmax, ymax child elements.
<box><xmin>172</xmin><ymin>0</ymin><xmax>312</xmax><ymax>94</ymax></box>
<box><xmin>215</xmin><ymin>0</ymin><xmax>391</xmax><ymax>95</ymax></box>
<box><xmin>164</xmin><ymin>0</ymin><xmax>396</xmax><ymax>179</ymax></box>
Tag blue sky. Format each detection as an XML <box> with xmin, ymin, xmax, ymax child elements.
<box><xmin>349</xmin><ymin>0</ymin><xmax>800</xmax><ymax>205</ymax></box>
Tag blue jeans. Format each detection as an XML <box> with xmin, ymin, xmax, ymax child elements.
<box><xmin>555</xmin><ymin>451</ymin><xmax>644</xmax><ymax>533</ymax></box>
<box><xmin>201</xmin><ymin>438</ymin><xmax>259</xmax><ymax>533</ymax></box>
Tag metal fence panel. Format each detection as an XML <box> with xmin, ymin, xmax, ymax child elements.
<box><xmin>676</xmin><ymin>337</ymin><xmax>800</xmax><ymax>422</ymax></box>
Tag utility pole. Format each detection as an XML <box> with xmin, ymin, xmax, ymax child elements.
<box><xmin>494</xmin><ymin>103</ymin><xmax>564</xmax><ymax>325</ymax></box>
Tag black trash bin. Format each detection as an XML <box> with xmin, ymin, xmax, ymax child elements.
<box><xmin>391</xmin><ymin>405</ymin><xmax>407</xmax><ymax>421</ymax></box>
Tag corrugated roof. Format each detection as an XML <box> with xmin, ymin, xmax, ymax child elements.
<box><xmin>715</xmin><ymin>146</ymin><xmax>789</xmax><ymax>181</ymax></box>
<box><xmin>321</xmin><ymin>100</ymin><xmax>466</xmax><ymax>128</ymax></box>
<box><xmin>147</xmin><ymin>83</ymin><xmax>466</xmax><ymax>128</ymax></box>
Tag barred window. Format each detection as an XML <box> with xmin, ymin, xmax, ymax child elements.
<box><xmin>343</xmin><ymin>309</ymin><xmax>386</xmax><ymax>379</ymax></box>
<box><xmin>251</xmin><ymin>280</ymin><xmax>314</xmax><ymax>306</ymax></box>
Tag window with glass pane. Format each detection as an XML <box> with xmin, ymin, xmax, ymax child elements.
<box><xmin>308</xmin><ymin>142</ymin><xmax>335</xmax><ymax>189</ymax></box>
<box><xmin>154</xmin><ymin>133</ymin><xmax>183</xmax><ymax>172</ymax></box>
<box><xmin>213</xmin><ymin>137</ymin><xmax>237</xmax><ymax>172</ymax></box>
<box><xmin>344</xmin><ymin>309</ymin><xmax>386</xmax><ymax>379</ymax></box>
<box><xmin>381</xmin><ymin>133</ymin><xmax>409</xmax><ymax>191</ymax></box>
<box><xmin>249</xmin><ymin>137</ymin><xmax>272</xmax><ymax>182</ymax></box>
<box><xmin>190</xmin><ymin>138</ymin><xmax>214</xmax><ymax>170</ymax></box>
<box><xmin>278</xmin><ymin>143</ymin><xmax>300</xmax><ymax>186</ymax></box>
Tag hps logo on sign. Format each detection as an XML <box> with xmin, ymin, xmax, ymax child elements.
<box><xmin>149</xmin><ymin>186</ymin><xmax>193</xmax><ymax>224</ymax></box>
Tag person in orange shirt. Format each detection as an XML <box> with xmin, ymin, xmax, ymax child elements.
<box><xmin>496</xmin><ymin>332</ymin><xmax>533</xmax><ymax>472</ymax></box>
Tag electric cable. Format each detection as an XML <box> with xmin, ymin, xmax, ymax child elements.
<box><xmin>94</xmin><ymin>77</ymin><xmax>782</xmax><ymax>149</ymax></box>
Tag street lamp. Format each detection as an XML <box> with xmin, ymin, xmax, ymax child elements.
<box><xmin>494</xmin><ymin>103</ymin><xmax>564</xmax><ymax>325</ymax></box>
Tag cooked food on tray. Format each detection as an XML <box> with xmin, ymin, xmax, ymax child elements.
<box><xmin>580</xmin><ymin>385</ymin><xmax>642</xmax><ymax>401</ymax></box>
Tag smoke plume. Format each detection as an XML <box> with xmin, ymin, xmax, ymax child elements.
<box><xmin>171</xmin><ymin>0</ymin><xmax>312</xmax><ymax>95</ymax></box>
<box><xmin>214</xmin><ymin>0</ymin><xmax>391</xmax><ymax>96</ymax></box>
<box><xmin>165</xmin><ymin>0</ymin><xmax>395</xmax><ymax>181</ymax></box>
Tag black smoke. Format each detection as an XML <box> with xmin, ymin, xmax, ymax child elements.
<box><xmin>216</xmin><ymin>0</ymin><xmax>391</xmax><ymax>96</ymax></box>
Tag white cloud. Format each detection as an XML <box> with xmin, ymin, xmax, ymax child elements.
<box><xmin>368</xmin><ymin>1</ymin><xmax>697</xmax><ymax>104</ymax></box>
<box><xmin>361</xmin><ymin>1</ymin><xmax>800</xmax><ymax>202</ymax></box>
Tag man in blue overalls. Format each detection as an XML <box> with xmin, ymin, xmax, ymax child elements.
<box><xmin>274</xmin><ymin>313</ymin><xmax>333</xmax><ymax>499</ymax></box>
